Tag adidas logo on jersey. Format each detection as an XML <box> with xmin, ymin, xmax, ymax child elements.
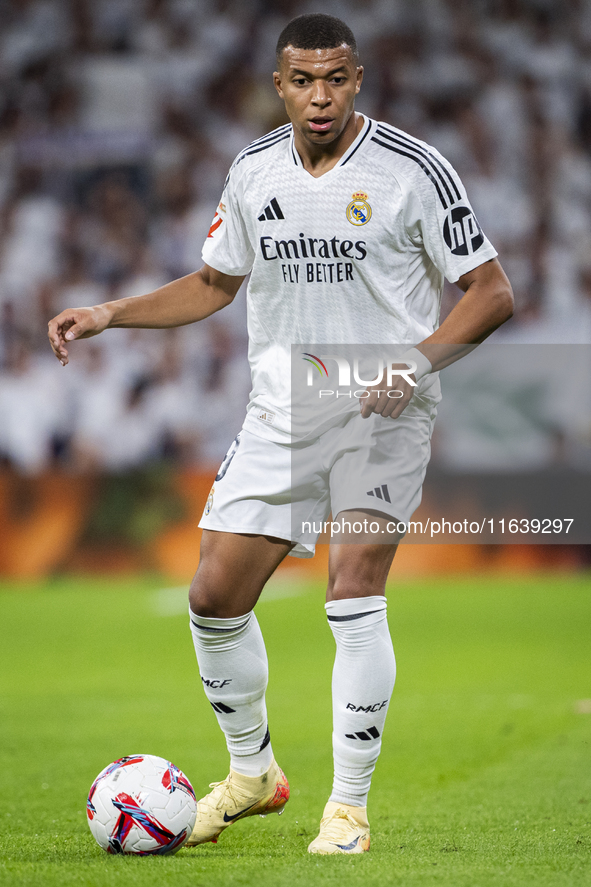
<box><xmin>366</xmin><ymin>484</ymin><xmax>391</xmax><ymax>504</ymax></box>
<box><xmin>258</xmin><ymin>198</ymin><xmax>285</xmax><ymax>221</ymax></box>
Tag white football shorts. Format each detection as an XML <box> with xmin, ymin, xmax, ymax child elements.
<box><xmin>199</xmin><ymin>400</ymin><xmax>438</xmax><ymax>557</ymax></box>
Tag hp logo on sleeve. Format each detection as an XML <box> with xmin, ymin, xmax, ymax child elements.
<box><xmin>443</xmin><ymin>206</ymin><xmax>484</xmax><ymax>256</ymax></box>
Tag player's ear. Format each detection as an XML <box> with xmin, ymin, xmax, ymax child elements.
<box><xmin>273</xmin><ymin>71</ymin><xmax>284</xmax><ymax>99</ymax></box>
<box><xmin>355</xmin><ymin>66</ymin><xmax>364</xmax><ymax>94</ymax></box>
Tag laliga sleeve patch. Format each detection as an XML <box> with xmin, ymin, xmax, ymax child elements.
<box><xmin>207</xmin><ymin>202</ymin><xmax>226</xmax><ymax>238</ymax></box>
<box><xmin>443</xmin><ymin>206</ymin><xmax>484</xmax><ymax>256</ymax></box>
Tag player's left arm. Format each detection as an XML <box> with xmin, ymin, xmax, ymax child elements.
<box><xmin>361</xmin><ymin>257</ymin><xmax>513</xmax><ymax>419</ymax></box>
<box><xmin>419</xmin><ymin>256</ymin><xmax>514</xmax><ymax>368</ymax></box>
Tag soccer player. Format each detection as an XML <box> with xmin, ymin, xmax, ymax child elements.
<box><xmin>48</xmin><ymin>14</ymin><xmax>513</xmax><ymax>854</ymax></box>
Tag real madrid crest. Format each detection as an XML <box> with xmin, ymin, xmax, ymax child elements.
<box><xmin>346</xmin><ymin>191</ymin><xmax>372</xmax><ymax>226</ymax></box>
<box><xmin>204</xmin><ymin>485</ymin><xmax>215</xmax><ymax>516</ymax></box>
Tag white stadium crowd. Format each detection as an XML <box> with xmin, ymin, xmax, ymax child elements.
<box><xmin>0</xmin><ymin>0</ymin><xmax>590</xmax><ymax>473</ymax></box>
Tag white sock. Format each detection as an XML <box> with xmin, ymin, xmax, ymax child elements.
<box><xmin>326</xmin><ymin>595</ymin><xmax>396</xmax><ymax>808</ymax></box>
<box><xmin>189</xmin><ymin>610</ymin><xmax>274</xmax><ymax>777</ymax></box>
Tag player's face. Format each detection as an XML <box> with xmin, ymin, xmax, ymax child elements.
<box><xmin>273</xmin><ymin>45</ymin><xmax>363</xmax><ymax>149</ymax></box>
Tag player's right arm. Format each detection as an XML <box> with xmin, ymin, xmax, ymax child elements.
<box><xmin>48</xmin><ymin>265</ymin><xmax>245</xmax><ymax>365</ymax></box>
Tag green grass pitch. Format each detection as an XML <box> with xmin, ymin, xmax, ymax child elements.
<box><xmin>0</xmin><ymin>570</ymin><xmax>590</xmax><ymax>886</ymax></box>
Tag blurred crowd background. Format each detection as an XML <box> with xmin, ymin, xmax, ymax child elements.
<box><xmin>1</xmin><ymin>0</ymin><xmax>591</xmax><ymax>475</ymax></box>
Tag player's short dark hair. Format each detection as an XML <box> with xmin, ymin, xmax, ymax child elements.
<box><xmin>276</xmin><ymin>14</ymin><xmax>358</xmax><ymax>65</ymax></box>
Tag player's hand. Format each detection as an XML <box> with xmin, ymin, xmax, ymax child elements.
<box><xmin>47</xmin><ymin>305</ymin><xmax>113</xmax><ymax>365</ymax></box>
<box><xmin>359</xmin><ymin>369</ymin><xmax>416</xmax><ymax>420</ymax></box>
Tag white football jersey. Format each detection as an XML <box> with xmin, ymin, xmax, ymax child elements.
<box><xmin>202</xmin><ymin>116</ymin><xmax>497</xmax><ymax>440</ymax></box>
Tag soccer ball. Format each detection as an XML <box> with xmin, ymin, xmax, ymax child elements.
<box><xmin>86</xmin><ymin>754</ymin><xmax>197</xmax><ymax>855</ymax></box>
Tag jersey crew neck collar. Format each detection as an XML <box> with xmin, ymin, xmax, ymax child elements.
<box><xmin>289</xmin><ymin>116</ymin><xmax>375</xmax><ymax>176</ymax></box>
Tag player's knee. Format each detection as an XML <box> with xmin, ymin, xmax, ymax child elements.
<box><xmin>327</xmin><ymin>547</ymin><xmax>395</xmax><ymax>600</ymax></box>
<box><xmin>327</xmin><ymin>572</ymin><xmax>385</xmax><ymax>601</ymax></box>
<box><xmin>188</xmin><ymin>586</ymin><xmax>213</xmax><ymax>617</ymax></box>
<box><xmin>188</xmin><ymin>557</ymin><xmax>264</xmax><ymax>617</ymax></box>
<box><xmin>188</xmin><ymin>563</ymin><xmax>230</xmax><ymax>617</ymax></box>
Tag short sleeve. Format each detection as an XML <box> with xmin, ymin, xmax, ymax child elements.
<box><xmin>201</xmin><ymin>169</ymin><xmax>255</xmax><ymax>277</ymax></box>
<box><xmin>403</xmin><ymin>151</ymin><xmax>497</xmax><ymax>283</ymax></box>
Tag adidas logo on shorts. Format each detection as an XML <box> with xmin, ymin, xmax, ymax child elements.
<box><xmin>366</xmin><ymin>484</ymin><xmax>391</xmax><ymax>503</ymax></box>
